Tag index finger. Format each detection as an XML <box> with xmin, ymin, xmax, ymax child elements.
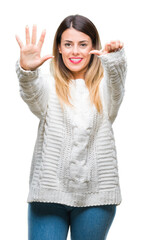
<box><xmin>37</xmin><ymin>29</ymin><xmax>46</xmax><ymax>49</ymax></box>
<box><xmin>15</xmin><ymin>35</ymin><xmax>24</xmax><ymax>48</ymax></box>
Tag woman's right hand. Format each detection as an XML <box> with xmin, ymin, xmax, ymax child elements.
<box><xmin>15</xmin><ymin>25</ymin><xmax>54</xmax><ymax>71</ymax></box>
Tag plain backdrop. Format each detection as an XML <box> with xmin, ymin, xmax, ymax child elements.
<box><xmin>0</xmin><ymin>0</ymin><xmax>143</xmax><ymax>239</ymax></box>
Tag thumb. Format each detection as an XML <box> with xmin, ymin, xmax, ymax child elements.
<box><xmin>40</xmin><ymin>55</ymin><xmax>54</xmax><ymax>65</ymax></box>
<box><xmin>89</xmin><ymin>50</ymin><xmax>103</xmax><ymax>56</ymax></box>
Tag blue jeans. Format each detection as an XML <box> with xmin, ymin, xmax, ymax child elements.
<box><xmin>28</xmin><ymin>202</ymin><xmax>116</xmax><ymax>240</ymax></box>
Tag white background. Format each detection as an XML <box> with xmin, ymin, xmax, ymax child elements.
<box><xmin>0</xmin><ymin>0</ymin><xmax>143</xmax><ymax>239</ymax></box>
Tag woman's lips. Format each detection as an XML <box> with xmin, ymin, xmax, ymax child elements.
<box><xmin>69</xmin><ymin>58</ymin><xmax>83</xmax><ymax>64</ymax></box>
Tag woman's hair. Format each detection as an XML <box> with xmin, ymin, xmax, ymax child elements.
<box><xmin>50</xmin><ymin>14</ymin><xmax>104</xmax><ymax>113</ymax></box>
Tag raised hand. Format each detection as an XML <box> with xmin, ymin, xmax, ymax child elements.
<box><xmin>89</xmin><ymin>40</ymin><xmax>124</xmax><ymax>56</ymax></box>
<box><xmin>15</xmin><ymin>25</ymin><xmax>54</xmax><ymax>70</ymax></box>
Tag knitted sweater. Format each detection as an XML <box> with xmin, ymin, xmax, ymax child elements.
<box><xmin>16</xmin><ymin>48</ymin><xmax>127</xmax><ymax>207</ymax></box>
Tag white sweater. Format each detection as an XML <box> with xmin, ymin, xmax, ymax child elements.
<box><xmin>16</xmin><ymin>48</ymin><xmax>127</xmax><ymax>207</ymax></box>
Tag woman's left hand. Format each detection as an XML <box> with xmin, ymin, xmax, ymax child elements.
<box><xmin>89</xmin><ymin>40</ymin><xmax>124</xmax><ymax>56</ymax></box>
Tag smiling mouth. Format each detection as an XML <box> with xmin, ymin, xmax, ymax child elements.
<box><xmin>69</xmin><ymin>58</ymin><xmax>83</xmax><ymax>64</ymax></box>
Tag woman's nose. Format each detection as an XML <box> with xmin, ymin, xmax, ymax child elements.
<box><xmin>72</xmin><ymin>45</ymin><xmax>79</xmax><ymax>55</ymax></box>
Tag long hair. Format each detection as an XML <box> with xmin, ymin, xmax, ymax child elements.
<box><xmin>50</xmin><ymin>14</ymin><xmax>104</xmax><ymax>113</ymax></box>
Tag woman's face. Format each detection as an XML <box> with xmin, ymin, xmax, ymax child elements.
<box><xmin>58</xmin><ymin>28</ymin><xmax>94</xmax><ymax>79</ymax></box>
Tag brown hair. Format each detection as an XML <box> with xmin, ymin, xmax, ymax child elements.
<box><xmin>50</xmin><ymin>14</ymin><xmax>104</xmax><ymax>113</ymax></box>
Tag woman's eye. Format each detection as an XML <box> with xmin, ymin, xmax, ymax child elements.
<box><xmin>64</xmin><ymin>43</ymin><xmax>87</xmax><ymax>48</ymax></box>
<box><xmin>81</xmin><ymin>44</ymin><xmax>87</xmax><ymax>47</ymax></box>
<box><xmin>65</xmin><ymin>43</ymin><xmax>71</xmax><ymax>47</ymax></box>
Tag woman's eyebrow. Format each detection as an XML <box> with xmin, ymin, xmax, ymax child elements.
<box><xmin>63</xmin><ymin>40</ymin><xmax>89</xmax><ymax>43</ymax></box>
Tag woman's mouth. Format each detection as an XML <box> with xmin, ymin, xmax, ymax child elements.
<box><xmin>69</xmin><ymin>58</ymin><xmax>83</xmax><ymax>64</ymax></box>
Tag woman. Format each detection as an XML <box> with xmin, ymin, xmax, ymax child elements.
<box><xmin>15</xmin><ymin>14</ymin><xmax>127</xmax><ymax>240</ymax></box>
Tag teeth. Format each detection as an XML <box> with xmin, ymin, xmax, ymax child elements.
<box><xmin>70</xmin><ymin>58</ymin><xmax>82</xmax><ymax>62</ymax></box>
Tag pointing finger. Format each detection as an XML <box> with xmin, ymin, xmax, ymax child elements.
<box><xmin>37</xmin><ymin>29</ymin><xmax>46</xmax><ymax>49</ymax></box>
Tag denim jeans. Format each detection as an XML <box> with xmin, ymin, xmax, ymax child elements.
<box><xmin>28</xmin><ymin>202</ymin><xmax>116</xmax><ymax>240</ymax></box>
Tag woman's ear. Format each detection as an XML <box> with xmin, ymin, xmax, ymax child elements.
<box><xmin>58</xmin><ymin>45</ymin><xmax>62</xmax><ymax>54</ymax></box>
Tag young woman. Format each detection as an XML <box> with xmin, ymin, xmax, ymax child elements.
<box><xmin>16</xmin><ymin>14</ymin><xmax>127</xmax><ymax>240</ymax></box>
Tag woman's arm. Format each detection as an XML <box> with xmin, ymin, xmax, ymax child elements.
<box><xmin>99</xmin><ymin>47</ymin><xmax>127</xmax><ymax>123</ymax></box>
<box><xmin>89</xmin><ymin>41</ymin><xmax>127</xmax><ymax>123</ymax></box>
<box><xmin>15</xmin><ymin>25</ymin><xmax>54</xmax><ymax>119</ymax></box>
<box><xmin>16</xmin><ymin>61</ymin><xmax>50</xmax><ymax>119</ymax></box>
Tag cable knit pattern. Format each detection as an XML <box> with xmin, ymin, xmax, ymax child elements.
<box><xmin>16</xmin><ymin>48</ymin><xmax>127</xmax><ymax>207</ymax></box>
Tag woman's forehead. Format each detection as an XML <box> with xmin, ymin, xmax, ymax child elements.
<box><xmin>61</xmin><ymin>28</ymin><xmax>91</xmax><ymax>42</ymax></box>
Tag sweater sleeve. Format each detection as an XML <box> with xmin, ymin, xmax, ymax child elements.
<box><xmin>98</xmin><ymin>47</ymin><xmax>127</xmax><ymax>124</ymax></box>
<box><xmin>15</xmin><ymin>60</ymin><xmax>50</xmax><ymax>119</ymax></box>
